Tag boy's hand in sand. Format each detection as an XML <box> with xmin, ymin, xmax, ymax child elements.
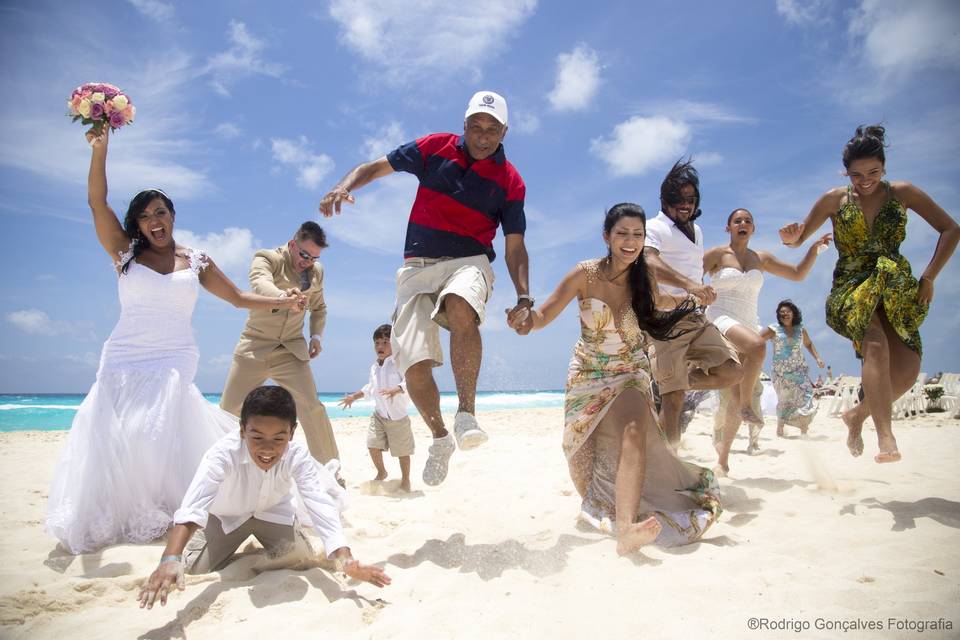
<box><xmin>319</xmin><ymin>187</ymin><xmax>355</xmax><ymax>217</ymax></box>
<box><xmin>345</xmin><ymin>560</ymin><xmax>392</xmax><ymax>588</ymax></box>
<box><xmin>138</xmin><ymin>557</ymin><xmax>185</xmax><ymax>609</ymax></box>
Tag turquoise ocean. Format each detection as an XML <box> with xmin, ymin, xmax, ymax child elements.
<box><xmin>0</xmin><ymin>391</ymin><xmax>564</xmax><ymax>432</ymax></box>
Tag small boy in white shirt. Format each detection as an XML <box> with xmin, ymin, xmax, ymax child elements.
<box><xmin>339</xmin><ymin>324</ymin><xmax>414</xmax><ymax>492</ymax></box>
<box><xmin>138</xmin><ymin>385</ymin><xmax>390</xmax><ymax>609</ymax></box>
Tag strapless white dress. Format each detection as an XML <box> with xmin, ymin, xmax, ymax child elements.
<box><xmin>46</xmin><ymin>249</ymin><xmax>236</xmax><ymax>554</ymax></box>
<box><xmin>706</xmin><ymin>267</ymin><xmax>764</xmax><ymax>335</ymax></box>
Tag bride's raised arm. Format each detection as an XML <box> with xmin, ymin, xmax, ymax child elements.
<box><xmin>85</xmin><ymin>127</ymin><xmax>129</xmax><ymax>260</ymax></box>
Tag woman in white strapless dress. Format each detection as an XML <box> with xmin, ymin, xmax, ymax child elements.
<box><xmin>46</xmin><ymin>127</ymin><xmax>304</xmax><ymax>554</ymax></box>
<box><xmin>702</xmin><ymin>208</ymin><xmax>831</xmax><ymax>473</ymax></box>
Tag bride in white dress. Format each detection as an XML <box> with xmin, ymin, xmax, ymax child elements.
<box><xmin>46</xmin><ymin>127</ymin><xmax>304</xmax><ymax>554</ymax></box>
<box><xmin>702</xmin><ymin>208</ymin><xmax>831</xmax><ymax>473</ymax></box>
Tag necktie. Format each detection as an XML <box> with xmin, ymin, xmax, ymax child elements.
<box><xmin>300</xmin><ymin>269</ymin><xmax>311</xmax><ymax>292</ymax></box>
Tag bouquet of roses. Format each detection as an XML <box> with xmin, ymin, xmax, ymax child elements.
<box><xmin>67</xmin><ymin>83</ymin><xmax>135</xmax><ymax>133</ymax></box>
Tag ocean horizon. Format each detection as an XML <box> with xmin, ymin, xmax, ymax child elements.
<box><xmin>0</xmin><ymin>390</ymin><xmax>565</xmax><ymax>432</ymax></box>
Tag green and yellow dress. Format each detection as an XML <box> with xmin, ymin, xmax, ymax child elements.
<box><xmin>826</xmin><ymin>183</ymin><xmax>927</xmax><ymax>358</ymax></box>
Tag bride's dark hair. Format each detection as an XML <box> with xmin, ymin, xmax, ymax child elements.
<box><xmin>120</xmin><ymin>189</ymin><xmax>175</xmax><ymax>274</ymax></box>
<box><xmin>603</xmin><ymin>202</ymin><xmax>698</xmax><ymax>341</ymax></box>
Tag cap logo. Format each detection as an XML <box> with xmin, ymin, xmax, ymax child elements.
<box><xmin>483</xmin><ymin>94</ymin><xmax>495</xmax><ymax>105</ymax></box>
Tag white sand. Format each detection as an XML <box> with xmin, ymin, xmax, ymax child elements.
<box><xmin>1</xmin><ymin>409</ymin><xmax>958</xmax><ymax>639</ymax></box>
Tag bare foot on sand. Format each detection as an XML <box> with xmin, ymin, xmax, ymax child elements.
<box><xmin>616</xmin><ymin>516</ymin><xmax>661</xmax><ymax>555</ymax></box>
<box><xmin>741</xmin><ymin>407</ymin><xmax>764</xmax><ymax>427</ymax></box>
<box><xmin>842</xmin><ymin>409</ymin><xmax>865</xmax><ymax>457</ymax></box>
<box><xmin>372</xmin><ymin>471</ymin><xmax>388</xmax><ymax>482</ymax></box>
<box><xmin>713</xmin><ymin>462</ymin><xmax>729</xmax><ymax>478</ymax></box>
<box><xmin>399</xmin><ymin>478</ymin><xmax>411</xmax><ymax>492</ymax></box>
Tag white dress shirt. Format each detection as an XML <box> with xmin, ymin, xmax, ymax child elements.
<box><xmin>361</xmin><ymin>355</ymin><xmax>410</xmax><ymax>421</ymax></box>
<box><xmin>644</xmin><ymin>211</ymin><xmax>704</xmax><ymax>296</ymax></box>
<box><xmin>174</xmin><ymin>430</ymin><xmax>348</xmax><ymax>554</ymax></box>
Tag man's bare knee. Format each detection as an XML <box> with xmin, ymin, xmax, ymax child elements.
<box><xmin>715</xmin><ymin>360</ymin><xmax>743</xmax><ymax>386</ymax></box>
<box><xmin>443</xmin><ymin>295</ymin><xmax>479</xmax><ymax>327</ymax></box>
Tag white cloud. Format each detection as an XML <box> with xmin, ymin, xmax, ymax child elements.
<box><xmin>204</xmin><ymin>21</ymin><xmax>285</xmax><ymax>96</ymax></box>
<box><xmin>323</xmin><ymin>174</ymin><xmax>418</xmax><ymax>254</ymax></box>
<box><xmin>849</xmin><ymin>0</ymin><xmax>960</xmax><ymax>75</ymax></box>
<box><xmin>360</xmin><ymin>121</ymin><xmax>407</xmax><ymax>159</ymax></box>
<box><xmin>590</xmin><ymin>116</ymin><xmax>691</xmax><ymax>177</ymax></box>
<box><xmin>547</xmin><ymin>44</ymin><xmax>601</xmax><ymax>111</ymax></box>
<box><xmin>127</xmin><ymin>0</ymin><xmax>175</xmax><ymax>24</ymax></box>
<box><xmin>270</xmin><ymin>137</ymin><xmax>335</xmax><ymax>190</ymax></box>
<box><xmin>510</xmin><ymin>111</ymin><xmax>540</xmax><ymax>134</ymax></box>
<box><xmin>6</xmin><ymin>309</ymin><xmax>91</xmax><ymax>338</ymax></box>
<box><xmin>642</xmin><ymin>100</ymin><xmax>755</xmax><ymax>125</ymax></box>
<box><xmin>776</xmin><ymin>0</ymin><xmax>830</xmax><ymax>26</ymax></box>
<box><xmin>214</xmin><ymin>122</ymin><xmax>242</xmax><ymax>139</ymax></box>
<box><xmin>695</xmin><ymin>151</ymin><xmax>724</xmax><ymax>166</ymax></box>
<box><xmin>327</xmin><ymin>0</ymin><xmax>537</xmax><ymax>85</ymax></box>
<box><xmin>176</xmin><ymin>227</ymin><xmax>260</xmax><ymax>273</ymax></box>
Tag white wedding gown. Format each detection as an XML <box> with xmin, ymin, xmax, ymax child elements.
<box><xmin>46</xmin><ymin>248</ymin><xmax>236</xmax><ymax>554</ymax></box>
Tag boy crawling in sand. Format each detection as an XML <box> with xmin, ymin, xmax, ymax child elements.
<box><xmin>138</xmin><ymin>385</ymin><xmax>390</xmax><ymax>609</ymax></box>
<box><xmin>339</xmin><ymin>324</ymin><xmax>415</xmax><ymax>492</ymax></box>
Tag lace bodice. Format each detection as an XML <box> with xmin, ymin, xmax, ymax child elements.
<box><xmin>99</xmin><ymin>247</ymin><xmax>209</xmax><ymax>379</ymax></box>
<box><xmin>706</xmin><ymin>267</ymin><xmax>763</xmax><ymax>329</ymax></box>
<box><xmin>576</xmin><ymin>259</ymin><xmax>645</xmax><ymax>356</ymax></box>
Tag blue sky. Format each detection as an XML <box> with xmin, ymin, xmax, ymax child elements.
<box><xmin>1</xmin><ymin>0</ymin><xmax>958</xmax><ymax>393</ymax></box>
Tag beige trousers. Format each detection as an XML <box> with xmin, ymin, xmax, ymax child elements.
<box><xmin>185</xmin><ymin>514</ymin><xmax>314</xmax><ymax>574</ymax></box>
<box><xmin>220</xmin><ymin>347</ymin><xmax>340</xmax><ymax>463</ymax></box>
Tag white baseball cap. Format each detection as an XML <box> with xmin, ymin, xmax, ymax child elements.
<box><xmin>464</xmin><ymin>91</ymin><xmax>508</xmax><ymax>127</ymax></box>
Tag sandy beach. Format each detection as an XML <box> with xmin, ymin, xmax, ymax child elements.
<box><xmin>1</xmin><ymin>408</ymin><xmax>958</xmax><ymax>639</ymax></box>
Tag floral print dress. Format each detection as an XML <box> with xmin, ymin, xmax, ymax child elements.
<box><xmin>826</xmin><ymin>183</ymin><xmax>926</xmax><ymax>357</ymax></box>
<box><xmin>769</xmin><ymin>322</ymin><xmax>817</xmax><ymax>428</ymax></box>
<box><xmin>564</xmin><ymin>259</ymin><xmax>721</xmax><ymax>546</ymax></box>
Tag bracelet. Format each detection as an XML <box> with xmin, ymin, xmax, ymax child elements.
<box><xmin>160</xmin><ymin>555</ymin><xmax>182</xmax><ymax>564</ymax></box>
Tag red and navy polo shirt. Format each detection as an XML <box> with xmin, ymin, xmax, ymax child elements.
<box><xmin>386</xmin><ymin>133</ymin><xmax>526</xmax><ymax>262</ymax></box>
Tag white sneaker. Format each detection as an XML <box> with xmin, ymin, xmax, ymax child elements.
<box><xmin>422</xmin><ymin>434</ymin><xmax>455</xmax><ymax>486</ymax></box>
<box><xmin>453</xmin><ymin>411</ymin><xmax>488</xmax><ymax>450</ymax></box>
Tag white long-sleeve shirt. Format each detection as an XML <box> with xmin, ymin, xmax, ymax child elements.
<box><xmin>644</xmin><ymin>211</ymin><xmax>704</xmax><ymax>297</ymax></box>
<box><xmin>361</xmin><ymin>355</ymin><xmax>410</xmax><ymax>421</ymax></box>
<box><xmin>174</xmin><ymin>430</ymin><xmax>347</xmax><ymax>554</ymax></box>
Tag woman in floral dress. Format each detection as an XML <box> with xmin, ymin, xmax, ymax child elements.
<box><xmin>760</xmin><ymin>300</ymin><xmax>824</xmax><ymax>436</ymax></box>
<box><xmin>512</xmin><ymin>203</ymin><xmax>721</xmax><ymax>555</ymax></box>
<box><xmin>779</xmin><ymin>125</ymin><xmax>959</xmax><ymax>463</ymax></box>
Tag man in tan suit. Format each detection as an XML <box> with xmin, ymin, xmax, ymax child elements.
<box><xmin>220</xmin><ymin>221</ymin><xmax>340</xmax><ymax>463</ymax></box>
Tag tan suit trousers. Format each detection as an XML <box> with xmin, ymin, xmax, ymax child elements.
<box><xmin>185</xmin><ymin>514</ymin><xmax>315</xmax><ymax>574</ymax></box>
<box><xmin>220</xmin><ymin>347</ymin><xmax>340</xmax><ymax>463</ymax></box>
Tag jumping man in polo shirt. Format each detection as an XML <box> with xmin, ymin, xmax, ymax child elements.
<box><xmin>319</xmin><ymin>91</ymin><xmax>533</xmax><ymax>486</ymax></box>
<box><xmin>643</xmin><ymin>160</ymin><xmax>743</xmax><ymax>469</ymax></box>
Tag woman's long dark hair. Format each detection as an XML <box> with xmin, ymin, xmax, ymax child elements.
<box><xmin>775</xmin><ymin>299</ymin><xmax>803</xmax><ymax>327</ymax></box>
<box><xmin>603</xmin><ymin>203</ymin><xmax>698</xmax><ymax>341</ymax></box>
<box><xmin>842</xmin><ymin>124</ymin><xmax>887</xmax><ymax>169</ymax></box>
<box><xmin>120</xmin><ymin>189</ymin><xmax>175</xmax><ymax>274</ymax></box>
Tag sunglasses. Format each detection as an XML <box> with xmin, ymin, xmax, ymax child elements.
<box><xmin>667</xmin><ymin>195</ymin><xmax>698</xmax><ymax>206</ymax></box>
<box><xmin>294</xmin><ymin>239</ymin><xmax>320</xmax><ymax>262</ymax></box>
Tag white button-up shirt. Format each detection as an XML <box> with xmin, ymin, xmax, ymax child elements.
<box><xmin>644</xmin><ymin>211</ymin><xmax>704</xmax><ymax>296</ymax></box>
<box><xmin>361</xmin><ymin>355</ymin><xmax>409</xmax><ymax>421</ymax></box>
<box><xmin>174</xmin><ymin>430</ymin><xmax>347</xmax><ymax>555</ymax></box>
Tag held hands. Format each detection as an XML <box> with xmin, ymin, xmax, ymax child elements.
<box><xmin>138</xmin><ymin>558</ymin><xmax>184</xmax><ymax>609</ymax></box>
<box><xmin>816</xmin><ymin>358</ymin><xmax>825</xmax><ymax>368</ymax></box>
<box><xmin>309</xmin><ymin>337</ymin><xmax>322</xmax><ymax>358</ymax></box>
<box><xmin>813</xmin><ymin>233</ymin><xmax>834</xmax><ymax>254</ymax></box>
<box><xmin>779</xmin><ymin>222</ymin><xmax>805</xmax><ymax>247</ymax></box>
<box><xmin>278</xmin><ymin>288</ymin><xmax>307</xmax><ymax>311</ymax></box>
<box><xmin>505</xmin><ymin>301</ymin><xmax>534</xmax><ymax>335</ymax></box>
<box><xmin>687</xmin><ymin>283</ymin><xmax>717</xmax><ymax>306</ymax></box>
<box><xmin>319</xmin><ymin>187</ymin><xmax>355</xmax><ymax>217</ymax></box>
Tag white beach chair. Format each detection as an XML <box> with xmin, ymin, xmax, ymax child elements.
<box><xmin>893</xmin><ymin>374</ymin><xmax>926</xmax><ymax>420</ymax></box>
<box><xmin>936</xmin><ymin>372</ymin><xmax>959</xmax><ymax>417</ymax></box>
<box><xmin>827</xmin><ymin>376</ymin><xmax>861</xmax><ymax>416</ymax></box>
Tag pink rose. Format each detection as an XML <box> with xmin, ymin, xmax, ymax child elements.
<box><xmin>124</xmin><ymin>105</ymin><xmax>136</xmax><ymax>123</ymax></box>
<box><xmin>109</xmin><ymin>110</ymin><xmax>125</xmax><ymax>129</ymax></box>
<box><xmin>90</xmin><ymin>102</ymin><xmax>104</xmax><ymax>119</ymax></box>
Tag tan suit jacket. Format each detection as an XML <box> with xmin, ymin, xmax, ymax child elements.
<box><xmin>233</xmin><ymin>246</ymin><xmax>326</xmax><ymax>361</ymax></box>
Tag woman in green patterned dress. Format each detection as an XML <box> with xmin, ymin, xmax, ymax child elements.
<box><xmin>779</xmin><ymin>125</ymin><xmax>959</xmax><ymax>463</ymax></box>
<box><xmin>509</xmin><ymin>203</ymin><xmax>721</xmax><ymax>555</ymax></box>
